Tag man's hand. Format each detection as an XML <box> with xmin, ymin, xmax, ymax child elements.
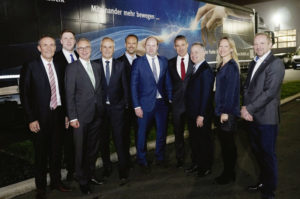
<box><xmin>135</xmin><ymin>107</ymin><xmax>143</xmax><ymax>118</ymax></box>
<box><xmin>196</xmin><ymin>116</ymin><xmax>204</xmax><ymax>127</ymax></box>
<box><xmin>70</xmin><ymin>120</ymin><xmax>80</xmax><ymax>128</ymax></box>
<box><xmin>29</xmin><ymin>120</ymin><xmax>40</xmax><ymax>133</ymax></box>
<box><xmin>65</xmin><ymin>117</ymin><xmax>69</xmax><ymax>129</ymax></box>
<box><xmin>241</xmin><ymin>106</ymin><xmax>253</xmax><ymax>122</ymax></box>
<box><xmin>220</xmin><ymin>113</ymin><xmax>228</xmax><ymax>124</ymax></box>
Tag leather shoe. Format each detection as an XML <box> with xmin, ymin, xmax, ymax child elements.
<box><xmin>176</xmin><ymin>160</ymin><xmax>184</xmax><ymax>168</ymax></box>
<box><xmin>102</xmin><ymin>166</ymin><xmax>113</xmax><ymax>178</ymax></box>
<box><xmin>185</xmin><ymin>164</ymin><xmax>198</xmax><ymax>173</ymax></box>
<box><xmin>119</xmin><ymin>178</ymin><xmax>129</xmax><ymax>186</ymax></box>
<box><xmin>197</xmin><ymin>169</ymin><xmax>211</xmax><ymax>177</ymax></box>
<box><xmin>247</xmin><ymin>183</ymin><xmax>264</xmax><ymax>192</ymax></box>
<box><xmin>35</xmin><ymin>189</ymin><xmax>46</xmax><ymax>199</ymax></box>
<box><xmin>214</xmin><ymin>173</ymin><xmax>235</xmax><ymax>185</ymax></box>
<box><xmin>79</xmin><ymin>184</ymin><xmax>92</xmax><ymax>195</ymax></box>
<box><xmin>50</xmin><ymin>182</ymin><xmax>72</xmax><ymax>192</ymax></box>
<box><xmin>90</xmin><ymin>178</ymin><xmax>103</xmax><ymax>185</ymax></box>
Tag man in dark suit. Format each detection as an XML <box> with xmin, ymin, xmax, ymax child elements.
<box><xmin>53</xmin><ymin>29</ymin><xmax>78</xmax><ymax>181</ymax></box>
<box><xmin>20</xmin><ymin>36</ymin><xmax>71</xmax><ymax>199</ymax></box>
<box><xmin>131</xmin><ymin>36</ymin><xmax>172</xmax><ymax>169</ymax></box>
<box><xmin>117</xmin><ymin>34</ymin><xmax>139</xmax><ymax>168</ymax></box>
<box><xmin>168</xmin><ymin>35</ymin><xmax>194</xmax><ymax>168</ymax></box>
<box><xmin>241</xmin><ymin>33</ymin><xmax>285</xmax><ymax>199</ymax></box>
<box><xmin>185</xmin><ymin>42</ymin><xmax>214</xmax><ymax>177</ymax></box>
<box><xmin>97</xmin><ymin>37</ymin><xmax>130</xmax><ymax>185</ymax></box>
<box><xmin>65</xmin><ymin>38</ymin><xmax>104</xmax><ymax>194</ymax></box>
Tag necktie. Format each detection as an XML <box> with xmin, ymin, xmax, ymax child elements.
<box><xmin>152</xmin><ymin>58</ymin><xmax>158</xmax><ymax>83</ymax></box>
<box><xmin>255</xmin><ymin>56</ymin><xmax>259</xmax><ymax>62</ymax></box>
<box><xmin>180</xmin><ymin>57</ymin><xmax>185</xmax><ymax>80</ymax></box>
<box><xmin>193</xmin><ymin>65</ymin><xmax>197</xmax><ymax>74</ymax></box>
<box><xmin>86</xmin><ymin>62</ymin><xmax>96</xmax><ymax>88</ymax></box>
<box><xmin>105</xmin><ymin>61</ymin><xmax>110</xmax><ymax>85</ymax></box>
<box><xmin>70</xmin><ymin>54</ymin><xmax>75</xmax><ymax>63</ymax></box>
<box><xmin>48</xmin><ymin>63</ymin><xmax>57</xmax><ymax>109</ymax></box>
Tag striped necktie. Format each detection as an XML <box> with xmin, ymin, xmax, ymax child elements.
<box><xmin>48</xmin><ymin>63</ymin><xmax>57</xmax><ymax>109</ymax></box>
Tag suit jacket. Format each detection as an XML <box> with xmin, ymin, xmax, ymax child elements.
<box><xmin>19</xmin><ymin>57</ymin><xmax>65</xmax><ymax>125</ymax></box>
<box><xmin>53</xmin><ymin>50</ymin><xmax>78</xmax><ymax>73</ymax></box>
<box><xmin>117</xmin><ymin>54</ymin><xmax>140</xmax><ymax>85</ymax></box>
<box><xmin>186</xmin><ymin>61</ymin><xmax>214</xmax><ymax>121</ymax></box>
<box><xmin>97</xmin><ymin>58</ymin><xmax>129</xmax><ymax>108</ymax></box>
<box><xmin>65</xmin><ymin>59</ymin><xmax>104</xmax><ymax>123</ymax></box>
<box><xmin>131</xmin><ymin>55</ymin><xmax>172</xmax><ymax>112</ymax></box>
<box><xmin>243</xmin><ymin>53</ymin><xmax>285</xmax><ymax>125</ymax></box>
<box><xmin>168</xmin><ymin>56</ymin><xmax>194</xmax><ymax>114</ymax></box>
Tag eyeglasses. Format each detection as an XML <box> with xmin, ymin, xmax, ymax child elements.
<box><xmin>77</xmin><ymin>46</ymin><xmax>91</xmax><ymax>51</ymax></box>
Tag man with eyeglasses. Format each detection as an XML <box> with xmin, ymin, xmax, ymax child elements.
<box><xmin>65</xmin><ymin>38</ymin><xmax>105</xmax><ymax>195</ymax></box>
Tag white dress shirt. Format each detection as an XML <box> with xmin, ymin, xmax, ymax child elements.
<box><xmin>176</xmin><ymin>53</ymin><xmax>189</xmax><ymax>78</ymax></box>
<box><xmin>125</xmin><ymin>51</ymin><xmax>137</xmax><ymax>65</ymax></box>
<box><xmin>62</xmin><ymin>48</ymin><xmax>77</xmax><ymax>64</ymax></box>
<box><xmin>250</xmin><ymin>51</ymin><xmax>271</xmax><ymax>81</ymax></box>
<box><xmin>102</xmin><ymin>57</ymin><xmax>113</xmax><ymax>76</ymax></box>
<box><xmin>40</xmin><ymin>55</ymin><xmax>62</xmax><ymax>107</ymax></box>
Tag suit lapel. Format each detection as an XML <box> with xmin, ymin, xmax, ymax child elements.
<box><xmin>191</xmin><ymin>61</ymin><xmax>207</xmax><ymax>80</ymax></box>
<box><xmin>185</xmin><ymin>58</ymin><xmax>194</xmax><ymax>79</ymax></box>
<box><xmin>244</xmin><ymin>61</ymin><xmax>255</xmax><ymax>88</ymax></box>
<box><xmin>91</xmin><ymin>61</ymin><xmax>100</xmax><ymax>90</ymax></box>
<box><xmin>38</xmin><ymin>58</ymin><xmax>51</xmax><ymax>90</ymax></box>
<box><xmin>249</xmin><ymin>53</ymin><xmax>275</xmax><ymax>87</ymax></box>
<box><xmin>143</xmin><ymin>56</ymin><xmax>156</xmax><ymax>83</ymax></box>
<box><xmin>78</xmin><ymin>59</ymin><xmax>95</xmax><ymax>91</ymax></box>
<box><xmin>158</xmin><ymin>56</ymin><xmax>164</xmax><ymax>81</ymax></box>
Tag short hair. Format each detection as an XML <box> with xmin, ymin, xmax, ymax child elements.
<box><xmin>145</xmin><ymin>36</ymin><xmax>159</xmax><ymax>46</ymax></box>
<box><xmin>191</xmin><ymin>42</ymin><xmax>205</xmax><ymax>51</ymax></box>
<box><xmin>255</xmin><ymin>32</ymin><xmax>272</xmax><ymax>43</ymax></box>
<box><xmin>76</xmin><ymin>37</ymin><xmax>91</xmax><ymax>45</ymax></box>
<box><xmin>60</xmin><ymin>29</ymin><xmax>75</xmax><ymax>38</ymax></box>
<box><xmin>174</xmin><ymin>35</ymin><xmax>187</xmax><ymax>44</ymax></box>
<box><xmin>38</xmin><ymin>35</ymin><xmax>55</xmax><ymax>46</ymax></box>
<box><xmin>101</xmin><ymin>37</ymin><xmax>115</xmax><ymax>46</ymax></box>
<box><xmin>125</xmin><ymin>34</ymin><xmax>138</xmax><ymax>42</ymax></box>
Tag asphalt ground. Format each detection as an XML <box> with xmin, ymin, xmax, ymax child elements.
<box><xmin>12</xmin><ymin>98</ymin><xmax>300</xmax><ymax>199</ymax></box>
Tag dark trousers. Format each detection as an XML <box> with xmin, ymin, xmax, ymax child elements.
<box><xmin>124</xmin><ymin>107</ymin><xmax>138</xmax><ymax>166</ymax></box>
<box><xmin>187</xmin><ymin>118</ymin><xmax>213</xmax><ymax>170</ymax></box>
<box><xmin>217</xmin><ymin>128</ymin><xmax>237</xmax><ymax>176</ymax></box>
<box><xmin>99</xmin><ymin>105</ymin><xmax>128</xmax><ymax>179</ymax></box>
<box><xmin>62</xmin><ymin>127</ymin><xmax>74</xmax><ymax>174</ymax></box>
<box><xmin>172</xmin><ymin>111</ymin><xmax>187</xmax><ymax>162</ymax></box>
<box><xmin>249</xmin><ymin>123</ymin><xmax>278</xmax><ymax>198</ymax></box>
<box><xmin>73</xmin><ymin>112</ymin><xmax>102</xmax><ymax>185</ymax></box>
<box><xmin>33</xmin><ymin>107</ymin><xmax>64</xmax><ymax>190</ymax></box>
<box><xmin>136</xmin><ymin>99</ymin><xmax>168</xmax><ymax>165</ymax></box>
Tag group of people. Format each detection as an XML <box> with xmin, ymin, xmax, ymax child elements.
<box><xmin>19</xmin><ymin>30</ymin><xmax>285</xmax><ymax>199</ymax></box>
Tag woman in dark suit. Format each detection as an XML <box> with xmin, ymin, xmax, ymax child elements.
<box><xmin>214</xmin><ymin>37</ymin><xmax>240</xmax><ymax>184</ymax></box>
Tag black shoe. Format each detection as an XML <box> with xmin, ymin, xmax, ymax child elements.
<box><xmin>79</xmin><ymin>184</ymin><xmax>92</xmax><ymax>195</ymax></box>
<box><xmin>156</xmin><ymin>160</ymin><xmax>168</xmax><ymax>168</ymax></box>
<box><xmin>247</xmin><ymin>183</ymin><xmax>264</xmax><ymax>192</ymax></box>
<box><xmin>119</xmin><ymin>178</ymin><xmax>129</xmax><ymax>186</ymax></box>
<box><xmin>214</xmin><ymin>173</ymin><xmax>235</xmax><ymax>185</ymax></box>
<box><xmin>66</xmin><ymin>172</ymin><xmax>74</xmax><ymax>181</ymax></box>
<box><xmin>90</xmin><ymin>178</ymin><xmax>104</xmax><ymax>185</ymax></box>
<box><xmin>102</xmin><ymin>166</ymin><xmax>113</xmax><ymax>178</ymax></box>
<box><xmin>176</xmin><ymin>160</ymin><xmax>184</xmax><ymax>168</ymax></box>
<box><xmin>185</xmin><ymin>164</ymin><xmax>198</xmax><ymax>173</ymax></box>
<box><xmin>35</xmin><ymin>189</ymin><xmax>46</xmax><ymax>199</ymax></box>
<box><xmin>197</xmin><ymin>169</ymin><xmax>211</xmax><ymax>177</ymax></box>
<box><xmin>139</xmin><ymin>164</ymin><xmax>151</xmax><ymax>174</ymax></box>
<box><xmin>50</xmin><ymin>182</ymin><xmax>72</xmax><ymax>192</ymax></box>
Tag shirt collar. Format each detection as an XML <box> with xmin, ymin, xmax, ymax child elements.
<box><xmin>177</xmin><ymin>53</ymin><xmax>189</xmax><ymax>60</ymax></box>
<box><xmin>254</xmin><ymin>50</ymin><xmax>271</xmax><ymax>62</ymax></box>
<box><xmin>146</xmin><ymin>54</ymin><xmax>158</xmax><ymax>60</ymax></box>
<box><xmin>125</xmin><ymin>51</ymin><xmax>137</xmax><ymax>60</ymax></box>
<box><xmin>40</xmin><ymin>55</ymin><xmax>53</xmax><ymax>66</ymax></box>
<box><xmin>193</xmin><ymin>60</ymin><xmax>205</xmax><ymax>72</ymax></box>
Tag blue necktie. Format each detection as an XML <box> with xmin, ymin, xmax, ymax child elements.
<box><xmin>70</xmin><ymin>54</ymin><xmax>75</xmax><ymax>63</ymax></box>
<box><xmin>152</xmin><ymin>58</ymin><xmax>158</xmax><ymax>83</ymax></box>
<box><xmin>105</xmin><ymin>61</ymin><xmax>110</xmax><ymax>85</ymax></box>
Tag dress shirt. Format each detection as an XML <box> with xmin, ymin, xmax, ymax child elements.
<box><xmin>40</xmin><ymin>55</ymin><xmax>62</xmax><ymax>107</ymax></box>
<box><xmin>193</xmin><ymin>60</ymin><xmax>205</xmax><ymax>73</ymax></box>
<box><xmin>102</xmin><ymin>57</ymin><xmax>113</xmax><ymax>76</ymax></box>
<box><xmin>176</xmin><ymin>53</ymin><xmax>189</xmax><ymax>78</ymax></box>
<box><xmin>125</xmin><ymin>51</ymin><xmax>137</xmax><ymax>65</ymax></box>
<box><xmin>146</xmin><ymin>54</ymin><xmax>162</xmax><ymax>98</ymax></box>
<box><xmin>62</xmin><ymin>48</ymin><xmax>77</xmax><ymax>64</ymax></box>
<box><xmin>250</xmin><ymin>50</ymin><xmax>271</xmax><ymax>81</ymax></box>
